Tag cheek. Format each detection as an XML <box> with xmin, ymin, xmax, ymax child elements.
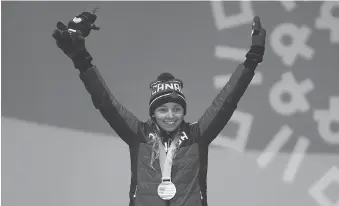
<box><xmin>175</xmin><ymin>112</ymin><xmax>184</xmax><ymax>119</ymax></box>
<box><xmin>155</xmin><ymin>119</ymin><xmax>163</xmax><ymax>127</ymax></box>
<box><xmin>176</xmin><ymin>115</ymin><xmax>184</xmax><ymax>121</ymax></box>
<box><xmin>155</xmin><ymin>117</ymin><xmax>167</xmax><ymax>128</ymax></box>
<box><xmin>154</xmin><ymin>113</ymin><xmax>166</xmax><ymax>122</ymax></box>
<box><xmin>153</xmin><ymin>111</ymin><xmax>184</xmax><ymax>121</ymax></box>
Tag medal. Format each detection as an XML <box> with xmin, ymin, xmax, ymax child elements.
<box><xmin>157</xmin><ymin>180</ymin><xmax>177</xmax><ymax>200</ymax></box>
<box><xmin>157</xmin><ymin>132</ymin><xmax>187</xmax><ymax>200</ymax></box>
<box><xmin>157</xmin><ymin>138</ymin><xmax>179</xmax><ymax>200</ymax></box>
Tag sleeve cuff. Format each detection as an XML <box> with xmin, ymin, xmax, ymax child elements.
<box><xmin>243</xmin><ymin>58</ymin><xmax>259</xmax><ymax>71</ymax></box>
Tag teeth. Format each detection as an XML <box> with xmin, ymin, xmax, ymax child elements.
<box><xmin>165</xmin><ymin>121</ymin><xmax>175</xmax><ymax>125</ymax></box>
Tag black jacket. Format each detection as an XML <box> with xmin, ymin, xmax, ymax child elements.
<box><xmin>77</xmin><ymin>60</ymin><xmax>258</xmax><ymax>205</ymax></box>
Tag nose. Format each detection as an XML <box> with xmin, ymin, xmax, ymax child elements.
<box><xmin>167</xmin><ymin>110</ymin><xmax>174</xmax><ymax>118</ymax></box>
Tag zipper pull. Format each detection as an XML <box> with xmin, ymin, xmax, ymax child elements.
<box><xmin>133</xmin><ymin>186</ymin><xmax>137</xmax><ymax>198</ymax></box>
<box><xmin>165</xmin><ymin>142</ymin><xmax>168</xmax><ymax>154</ymax></box>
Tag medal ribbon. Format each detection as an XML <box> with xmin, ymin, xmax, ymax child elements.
<box><xmin>159</xmin><ymin>137</ymin><xmax>180</xmax><ymax>181</ymax></box>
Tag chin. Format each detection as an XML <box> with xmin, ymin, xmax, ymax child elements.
<box><xmin>156</xmin><ymin>120</ymin><xmax>183</xmax><ymax>133</ymax></box>
<box><xmin>163</xmin><ymin>127</ymin><xmax>176</xmax><ymax>132</ymax></box>
<box><xmin>158</xmin><ymin>123</ymin><xmax>179</xmax><ymax>133</ymax></box>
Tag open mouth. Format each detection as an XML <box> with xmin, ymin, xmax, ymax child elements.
<box><xmin>163</xmin><ymin>120</ymin><xmax>177</xmax><ymax>125</ymax></box>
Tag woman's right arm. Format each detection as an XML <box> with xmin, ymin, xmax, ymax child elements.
<box><xmin>78</xmin><ymin>65</ymin><xmax>142</xmax><ymax>146</ymax></box>
<box><xmin>52</xmin><ymin>12</ymin><xmax>142</xmax><ymax>146</ymax></box>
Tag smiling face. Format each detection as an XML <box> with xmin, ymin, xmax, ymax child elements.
<box><xmin>153</xmin><ymin>102</ymin><xmax>184</xmax><ymax>132</ymax></box>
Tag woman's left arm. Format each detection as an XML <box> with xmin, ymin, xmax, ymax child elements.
<box><xmin>193</xmin><ymin>60</ymin><xmax>256</xmax><ymax>145</ymax></box>
<box><xmin>192</xmin><ymin>16</ymin><xmax>266</xmax><ymax>145</ymax></box>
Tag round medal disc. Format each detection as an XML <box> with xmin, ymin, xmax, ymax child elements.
<box><xmin>157</xmin><ymin>181</ymin><xmax>176</xmax><ymax>200</ymax></box>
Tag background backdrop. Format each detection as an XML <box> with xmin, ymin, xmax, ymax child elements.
<box><xmin>2</xmin><ymin>1</ymin><xmax>339</xmax><ymax>206</ymax></box>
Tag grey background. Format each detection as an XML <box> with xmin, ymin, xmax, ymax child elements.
<box><xmin>2</xmin><ymin>1</ymin><xmax>339</xmax><ymax>206</ymax></box>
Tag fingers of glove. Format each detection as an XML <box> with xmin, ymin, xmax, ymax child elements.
<box><xmin>56</xmin><ymin>21</ymin><xmax>68</xmax><ymax>31</ymax></box>
<box><xmin>258</xmin><ymin>28</ymin><xmax>266</xmax><ymax>38</ymax></box>
<box><xmin>56</xmin><ymin>37</ymin><xmax>82</xmax><ymax>57</ymax></box>
<box><xmin>251</xmin><ymin>17</ymin><xmax>266</xmax><ymax>47</ymax></box>
<box><xmin>252</xmin><ymin>16</ymin><xmax>261</xmax><ymax>32</ymax></box>
<box><xmin>52</xmin><ymin>29</ymin><xmax>62</xmax><ymax>41</ymax></box>
<box><xmin>58</xmin><ymin>31</ymin><xmax>78</xmax><ymax>52</ymax></box>
<box><xmin>54</xmin><ymin>30</ymin><xmax>72</xmax><ymax>52</ymax></box>
<box><xmin>53</xmin><ymin>21</ymin><xmax>68</xmax><ymax>41</ymax></box>
<box><xmin>255</xmin><ymin>28</ymin><xmax>266</xmax><ymax>46</ymax></box>
<box><xmin>60</xmin><ymin>30</ymin><xmax>72</xmax><ymax>43</ymax></box>
<box><xmin>66</xmin><ymin>28</ymin><xmax>84</xmax><ymax>40</ymax></box>
<box><xmin>56</xmin><ymin>39</ymin><xmax>66</xmax><ymax>50</ymax></box>
<box><xmin>74</xmin><ymin>34</ymin><xmax>85</xmax><ymax>42</ymax></box>
<box><xmin>252</xmin><ymin>35</ymin><xmax>266</xmax><ymax>47</ymax></box>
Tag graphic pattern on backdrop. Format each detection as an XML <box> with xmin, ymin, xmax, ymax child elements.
<box><xmin>210</xmin><ymin>2</ymin><xmax>339</xmax><ymax>206</ymax></box>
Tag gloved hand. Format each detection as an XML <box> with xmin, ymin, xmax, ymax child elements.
<box><xmin>52</xmin><ymin>11</ymin><xmax>100</xmax><ymax>70</ymax></box>
<box><xmin>246</xmin><ymin>16</ymin><xmax>266</xmax><ymax>63</ymax></box>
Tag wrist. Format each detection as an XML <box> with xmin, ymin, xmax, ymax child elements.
<box><xmin>244</xmin><ymin>58</ymin><xmax>258</xmax><ymax>70</ymax></box>
<box><xmin>246</xmin><ymin>45</ymin><xmax>265</xmax><ymax>63</ymax></box>
<box><xmin>72</xmin><ymin>50</ymin><xmax>93</xmax><ymax>71</ymax></box>
<box><xmin>249</xmin><ymin>45</ymin><xmax>265</xmax><ymax>53</ymax></box>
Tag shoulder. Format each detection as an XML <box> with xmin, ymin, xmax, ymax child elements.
<box><xmin>132</xmin><ymin>119</ymin><xmax>154</xmax><ymax>143</ymax></box>
<box><xmin>179</xmin><ymin>121</ymin><xmax>200</xmax><ymax>144</ymax></box>
<box><xmin>185</xmin><ymin>121</ymin><xmax>199</xmax><ymax>135</ymax></box>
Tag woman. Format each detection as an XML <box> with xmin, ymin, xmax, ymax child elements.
<box><xmin>52</xmin><ymin>11</ymin><xmax>266</xmax><ymax>206</ymax></box>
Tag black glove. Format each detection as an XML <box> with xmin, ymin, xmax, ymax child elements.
<box><xmin>52</xmin><ymin>11</ymin><xmax>100</xmax><ymax>70</ymax></box>
<box><xmin>246</xmin><ymin>16</ymin><xmax>266</xmax><ymax>63</ymax></box>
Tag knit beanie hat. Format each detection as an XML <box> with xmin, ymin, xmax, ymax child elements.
<box><xmin>149</xmin><ymin>73</ymin><xmax>187</xmax><ymax>116</ymax></box>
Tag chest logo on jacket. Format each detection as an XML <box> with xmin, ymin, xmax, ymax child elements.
<box><xmin>148</xmin><ymin>131</ymin><xmax>189</xmax><ymax>146</ymax></box>
<box><xmin>178</xmin><ymin>132</ymin><xmax>188</xmax><ymax>145</ymax></box>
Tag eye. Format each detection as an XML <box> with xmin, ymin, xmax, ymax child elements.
<box><xmin>158</xmin><ymin>108</ymin><xmax>167</xmax><ymax>112</ymax></box>
<box><xmin>173</xmin><ymin>107</ymin><xmax>182</xmax><ymax>113</ymax></box>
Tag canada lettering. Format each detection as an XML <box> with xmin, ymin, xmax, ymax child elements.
<box><xmin>151</xmin><ymin>83</ymin><xmax>182</xmax><ymax>95</ymax></box>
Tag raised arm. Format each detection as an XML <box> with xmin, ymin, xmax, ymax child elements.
<box><xmin>52</xmin><ymin>11</ymin><xmax>142</xmax><ymax>146</ymax></box>
<box><xmin>78</xmin><ymin>65</ymin><xmax>142</xmax><ymax>146</ymax></box>
<box><xmin>193</xmin><ymin>16</ymin><xmax>266</xmax><ymax>145</ymax></box>
<box><xmin>194</xmin><ymin>60</ymin><xmax>257</xmax><ymax>145</ymax></box>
